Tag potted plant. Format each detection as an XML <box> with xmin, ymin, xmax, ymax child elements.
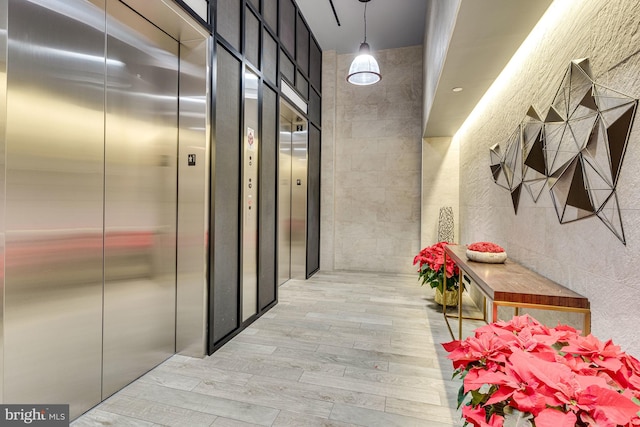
<box><xmin>443</xmin><ymin>314</ymin><xmax>640</xmax><ymax>427</ymax></box>
<box><xmin>413</xmin><ymin>241</ymin><xmax>460</xmax><ymax>306</ymax></box>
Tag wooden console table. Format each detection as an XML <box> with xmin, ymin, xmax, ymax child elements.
<box><xmin>443</xmin><ymin>244</ymin><xmax>591</xmax><ymax>340</ymax></box>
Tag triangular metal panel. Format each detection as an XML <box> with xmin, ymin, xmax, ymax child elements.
<box><xmin>545</xmin><ymin>105</ymin><xmax>565</xmax><ymax>123</ymax></box>
<box><xmin>523</xmin><ymin>122</ymin><xmax>543</xmax><ymax>151</ymax></box>
<box><xmin>593</xmin><ymin>84</ymin><xmax>636</xmax><ymax>112</ymax></box>
<box><xmin>600</xmin><ymin>102</ymin><xmax>637</xmax><ymax>127</ymax></box>
<box><xmin>526</xmin><ymin>105</ymin><xmax>542</xmax><ymax>121</ymax></box>
<box><xmin>551</xmin><ymin>67</ymin><xmax>571</xmax><ymax>119</ymax></box>
<box><xmin>568</xmin><ymin>80</ymin><xmax>593</xmax><ymax>119</ymax></box>
<box><xmin>543</xmin><ymin>121</ymin><xmax>566</xmax><ymax>174</ymax></box>
<box><xmin>596</xmin><ymin>192</ymin><xmax>626</xmax><ymax>244</ymax></box>
<box><xmin>524</xmin><ymin>130</ymin><xmax>546</xmax><ymax>175</ymax></box>
<box><xmin>568</xmin><ymin>113</ymin><xmax>598</xmax><ymax>151</ymax></box>
<box><xmin>583</xmin><ymin>117</ymin><xmax>614</xmax><ymax>186</ymax></box>
<box><xmin>560</xmin><ymin>204</ymin><xmax>596</xmax><ymax>224</ymax></box>
<box><xmin>523</xmin><ymin>176</ymin><xmax>547</xmax><ymax>202</ymax></box>
<box><xmin>489</xmin><ymin>142</ymin><xmax>502</xmax><ymax>156</ymax></box>
<box><xmin>511</xmin><ymin>183</ymin><xmax>522</xmax><ymax>214</ymax></box>
<box><xmin>549</xmin><ymin>157</ymin><xmax>577</xmax><ymax>212</ymax></box>
<box><xmin>494</xmin><ymin>166</ymin><xmax>510</xmax><ymax>190</ymax></box>
<box><xmin>578</xmin><ymin>89</ymin><xmax>598</xmax><ymax>111</ymax></box>
<box><xmin>565</xmin><ymin>157</ymin><xmax>594</xmax><ymax>213</ymax></box>
<box><xmin>572</xmin><ymin>58</ymin><xmax>592</xmax><ymax>77</ymax></box>
<box><xmin>605</xmin><ymin>103</ymin><xmax>637</xmax><ymax>186</ymax></box>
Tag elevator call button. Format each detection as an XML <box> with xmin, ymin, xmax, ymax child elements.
<box><xmin>188</xmin><ymin>154</ymin><xmax>196</xmax><ymax>166</ymax></box>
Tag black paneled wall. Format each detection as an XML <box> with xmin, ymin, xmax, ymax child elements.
<box><xmin>307</xmin><ymin>124</ymin><xmax>321</xmax><ymax>277</ymax></box>
<box><xmin>210</xmin><ymin>0</ymin><xmax>322</xmax><ymax>352</ymax></box>
<box><xmin>260</xmin><ymin>85</ymin><xmax>278</xmax><ymax>311</ymax></box>
<box><xmin>212</xmin><ymin>47</ymin><xmax>241</xmax><ymax>344</ymax></box>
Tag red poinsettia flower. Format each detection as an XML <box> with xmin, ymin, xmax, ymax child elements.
<box><xmin>467</xmin><ymin>241</ymin><xmax>505</xmax><ymax>253</ymax></box>
<box><xmin>506</xmin><ymin>326</ymin><xmax>557</xmax><ymax>357</ymax></box>
<box><xmin>443</xmin><ymin>315</ymin><xmax>640</xmax><ymax>427</ymax></box>
<box><xmin>563</xmin><ymin>334</ymin><xmax>624</xmax><ymax>372</ymax></box>
<box><xmin>558</xmin><ymin>353</ymin><xmax>597</xmax><ymax>377</ymax></box>
<box><xmin>412</xmin><ymin>242</ymin><xmax>459</xmax><ymax>292</ymax></box>
<box><xmin>476</xmin><ymin>314</ymin><xmax>548</xmax><ymax>336</ymax></box>
<box><xmin>461</xmin><ymin>405</ymin><xmax>504</xmax><ymax>427</ymax></box>
<box><xmin>585</xmin><ymin>384</ymin><xmax>640</xmax><ymax>426</ymax></box>
<box><xmin>487</xmin><ymin>349</ymin><xmax>570</xmax><ymax>413</ymax></box>
<box><xmin>443</xmin><ymin>332</ymin><xmax>509</xmax><ymax>371</ymax></box>
<box><xmin>614</xmin><ymin>353</ymin><xmax>640</xmax><ymax>396</ymax></box>
<box><xmin>535</xmin><ymin>407</ymin><xmax>577</xmax><ymax>427</ymax></box>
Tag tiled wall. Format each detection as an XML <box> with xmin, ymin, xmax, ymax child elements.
<box><xmin>455</xmin><ymin>0</ymin><xmax>640</xmax><ymax>355</ymax></box>
<box><xmin>321</xmin><ymin>46</ymin><xmax>423</xmax><ymax>274</ymax></box>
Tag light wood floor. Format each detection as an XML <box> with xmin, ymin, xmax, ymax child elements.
<box><xmin>73</xmin><ymin>271</ymin><xmax>485</xmax><ymax>426</ymax></box>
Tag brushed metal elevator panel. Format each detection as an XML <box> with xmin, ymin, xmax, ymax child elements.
<box><xmin>177</xmin><ymin>37</ymin><xmax>210</xmax><ymax>357</ymax></box>
<box><xmin>291</xmin><ymin>119</ymin><xmax>308</xmax><ymax>280</ymax></box>
<box><xmin>242</xmin><ymin>70</ymin><xmax>260</xmax><ymax>322</ymax></box>
<box><xmin>0</xmin><ymin>0</ymin><xmax>7</xmax><ymax>404</ymax></box>
<box><xmin>278</xmin><ymin>117</ymin><xmax>292</xmax><ymax>286</ymax></box>
<box><xmin>278</xmin><ymin>101</ymin><xmax>308</xmax><ymax>285</ymax></box>
<box><xmin>102</xmin><ymin>0</ymin><xmax>178</xmax><ymax>398</ymax></box>
<box><xmin>3</xmin><ymin>0</ymin><xmax>106</xmax><ymax>416</ymax></box>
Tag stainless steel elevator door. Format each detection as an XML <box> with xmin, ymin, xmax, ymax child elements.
<box><xmin>102</xmin><ymin>0</ymin><xmax>179</xmax><ymax>397</ymax></box>
<box><xmin>278</xmin><ymin>117</ymin><xmax>292</xmax><ymax>285</ymax></box>
<box><xmin>3</xmin><ymin>0</ymin><xmax>106</xmax><ymax>416</ymax></box>
<box><xmin>291</xmin><ymin>120</ymin><xmax>308</xmax><ymax>279</ymax></box>
<box><xmin>278</xmin><ymin>102</ymin><xmax>307</xmax><ymax>285</ymax></box>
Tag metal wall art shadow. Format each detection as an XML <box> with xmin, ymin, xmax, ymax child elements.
<box><xmin>490</xmin><ymin>58</ymin><xmax>638</xmax><ymax>244</ymax></box>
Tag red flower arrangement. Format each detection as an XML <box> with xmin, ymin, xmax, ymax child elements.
<box><xmin>413</xmin><ymin>242</ymin><xmax>459</xmax><ymax>292</ymax></box>
<box><xmin>468</xmin><ymin>242</ymin><xmax>505</xmax><ymax>253</ymax></box>
<box><xmin>443</xmin><ymin>315</ymin><xmax>640</xmax><ymax>427</ymax></box>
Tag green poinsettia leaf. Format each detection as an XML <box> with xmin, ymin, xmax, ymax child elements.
<box><xmin>470</xmin><ymin>389</ymin><xmax>487</xmax><ymax>407</ymax></box>
<box><xmin>452</xmin><ymin>369</ymin><xmax>464</xmax><ymax>380</ymax></box>
<box><xmin>457</xmin><ymin>385</ymin><xmax>468</xmax><ymax>409</ymax></box>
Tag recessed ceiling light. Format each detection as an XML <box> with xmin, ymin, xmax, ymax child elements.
<box><xmin>452</xmin><ymin>87</ymin><xmax>463</xmax><ymax>92</ymax></box>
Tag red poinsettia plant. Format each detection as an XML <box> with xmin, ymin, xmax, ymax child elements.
<box><xmin>443</xmin><ymin>315</ymin><xmax>640</xmax><ymax>427</ymax></box>
<box><xmin>413</xmin><ymin>242</ymin><xmax>459</xmax><ymax>292</ymax></box>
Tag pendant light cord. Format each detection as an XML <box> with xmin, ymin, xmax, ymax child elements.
<box><xmin>363</xmin><ymin>1</ymin><xmax>368</xmax><ymax>43</ymax></box>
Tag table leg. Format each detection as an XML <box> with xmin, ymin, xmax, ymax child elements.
<box><xmin>458</xmin><ymin>270</ymin><xmax>463</xmax><ymax>340</ymax></box>
<box><xmin>483</xmin><ymin>296</ymin><xmax>487</xmax><ymax>322</ymax></box>
<box><xmin>584</xmin><ymin>311</ymin><xmax>591</xmax><ymax>335</ymax></box>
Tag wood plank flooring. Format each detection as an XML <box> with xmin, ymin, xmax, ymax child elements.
<box><xmin>72</xmin><ymin>271</ymin><xmax>485</xmax><ymax>426</ymax></box>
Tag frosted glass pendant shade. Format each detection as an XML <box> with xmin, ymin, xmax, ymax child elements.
<box><xmin>347</xmin><ymin>42</ymin><xmax>381</xmax><ymax>86</ymax></box>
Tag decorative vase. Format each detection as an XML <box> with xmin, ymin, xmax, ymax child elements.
<box><xmin>466</xmin><ymin>249</ymin><xmax>507</xmax><ymax>263</ymax></box>
<box><xmin>435</xmin><ymin>287</ymin><xmax>458</xmax><ymax>306</ymax></box>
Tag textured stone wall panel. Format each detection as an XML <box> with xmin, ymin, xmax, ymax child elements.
<box><xmin>456</xmin><ymin>0</ymin><xmax>640</xmax><ymax>355</ymax></box>
<box><xmin>323</xmin><ymin>46</ymin><xmax>423</xmax><ymax>274</ymax></box>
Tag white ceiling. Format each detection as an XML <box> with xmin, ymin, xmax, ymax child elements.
<box><xmin>296</xmin><ymin>0</ymin><xmax>554</xmax><ymax>137</ymax></box>
<box><xmin>295</xmin><ymin>0</ymin><xmax>427</xmax><ymax>54</ymax></box>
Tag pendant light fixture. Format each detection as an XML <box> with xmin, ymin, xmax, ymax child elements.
<box><xmin>347</xmin><ymin>0</ymin><xmax>381</xmax><ymax>86</ymax></box>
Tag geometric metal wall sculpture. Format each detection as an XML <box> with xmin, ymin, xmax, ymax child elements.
<box><xmin>490</xmin><ymin>58</ymin><xmax>637</xmax><ymax>244</ymax></box>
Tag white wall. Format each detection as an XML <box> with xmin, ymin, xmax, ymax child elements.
<box><xmin>321</xmin><ymin>46</ymin><xmax>423</xmax><ymax>274</ymax></box>
<box><xmin>421</xmin><ymin>137</ymin><xmax>459</xmax><ymax>248</ymax></box>
<box><xmin>455</xmin><ymin>0</ymin><xmax>640</xmax><ymax>355</ymax></box>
